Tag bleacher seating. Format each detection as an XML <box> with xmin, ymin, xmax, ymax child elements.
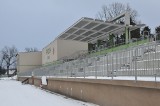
<box><xmin>18</xmin><ymin>41</ymin><xmax>160</xmax><ymax>77</ymax></box>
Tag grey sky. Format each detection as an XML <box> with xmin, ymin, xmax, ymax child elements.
<box><xmin>0</xmin><ymin>0</ymin><xmax>160</xmax><ymax>51</ymax></box>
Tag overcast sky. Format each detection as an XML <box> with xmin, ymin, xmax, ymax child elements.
<box><xmin>0</xmin><ymin>0</ymin><xmax>160</xmax><ymax>51</ymax></box>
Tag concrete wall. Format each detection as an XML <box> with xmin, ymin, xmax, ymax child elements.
<box><xmin>42</xmin><ymin>39</ymin><xmax>88</xmax><ymax>65</ymax></box>
<box><xmin>57</xmin><ymin>39</ymin><xmax>88</xmax><ymax>59</ymax></box>
<box><xmin>18</xmin><ymin>77</ymin><xmax>160</xmax><ymax>106</ymax></box>
<box><xmin>17</xmin><ymin>52</ymin><xmax>42</xmax><ymax>73</ymax></box>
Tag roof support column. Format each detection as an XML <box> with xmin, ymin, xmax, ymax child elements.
<box><xmin>125</xmin><ymin>27</ymin><xmax>128</xmax><ymax>44</ymax></box>
<box><xmin>97</xmin><ymin>40</ymin><xmax>101</xmax><ymax>50</ymax></box>
<box><xmin>125</xmin><ymin>12</ymin><xmax>131</xmax><ymax>44</ymax></box>
<box><xmin>125</xmin><ymin>26</ymin><xmax>131</xmax><ymax>44</ymax></box>
<box><xmin>129</xmin><ymin>28</ymin><xmax>131</xmax><ymax>43</ymax></box>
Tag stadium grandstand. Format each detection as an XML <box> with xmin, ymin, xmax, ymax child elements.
<box><xmin>17</xmin><ymin>11</ymin><xmax>160</xmax><ymax>80</ymax></box>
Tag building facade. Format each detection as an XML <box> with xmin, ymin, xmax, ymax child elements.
<box><xmin>42</xmin><ymin>39</ymin><xmax>88</xmax><ymax>65</ymax></box>
<box><xmin>17</xmin><ymin>52</ymin><xmax>42</xmax><ymax>73</ymax></box>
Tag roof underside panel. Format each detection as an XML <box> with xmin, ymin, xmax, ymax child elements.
<box><xmin>57</xmin><ymin>17</ymin><xmax>144</xmax><ymax>43</ymax></box>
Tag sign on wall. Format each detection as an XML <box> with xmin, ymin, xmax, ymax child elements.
<box><xmin>45</xmin><ymin>47</ymin><xmax>55</xmax><ymax>60</ymax></box>
<box><xmin>46</xmin><ymin>48</ymin><xmax>51</xmax><ymax>54</ymax></box>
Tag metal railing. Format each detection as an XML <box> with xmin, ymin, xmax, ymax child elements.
<box><xmin>18</xmin><ymin>41</ymin><xmax>160</xmax><ymax>81</ymax></box>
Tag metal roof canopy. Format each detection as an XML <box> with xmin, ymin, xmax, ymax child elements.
<box><xmin>57</xmin><ymin>17</ymin><xmax>144</xmax><ymax>43</ymax></box>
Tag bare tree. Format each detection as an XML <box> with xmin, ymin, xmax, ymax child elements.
<box><xmin>96</xmin><ymin>2</ymin><xmax>138</xmax><ymax>24</ymax></box>
<box><xmin>25</xmin><ymin>47</ymin><xmax>38</xmax><ymax>52</ymax></box>
<box><xmin>96</xmin><ymin>2</ymin><xmax>141</xmax><ymax>40</ymax></box>
<box><xmin>0</xmin><ymin>54</ymin><xmax>3</xmax><ymax>68</ymax></box>
<box><xmin>1</xmin><ymin>46</ymin><xmax>18</xmax><ymax>76</ymax></box>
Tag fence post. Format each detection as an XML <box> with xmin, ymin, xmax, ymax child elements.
<box><xmin>31</xmin><ymin>71</ymin><xmax>34</xmax><ymax>85</ymax></box>
<box><xmin>135</xmin><ymin>48</ymin><xmax>137</xmax><ymax>82</ymax></box>
<box><xmin>154</xmin><ymin>44</ymin><xmax>157</xmax><ymax>82</ymax></box>
<box><xmin>95</xmin><ymin>57</ymin><xmax>97</xmax><ymax>79</ymax></box>
<box><xmin>155</xmin><ymin>74</ymin><xmax>157</xmax><ymax>82</ymax></box>
<box><xmin>158</xmin><ymin>49</ymin><xmax>160</xmax><ymax>79</ymax></box>
<box><xmin>112</xmin><ymin>53</ymin><xmax>114</xmax><ymax>80</ymax></box>
<box><xmin>67</xmin><ymin>62</ymin><xmax>68</xmax><ymax>78</ymax></box>
<box><xmin>103</xmin><ymin>55</ymin><xmax>105</xmax><ymax>77</ymax></box>
<box><xmin>84</xmin><ymin>59</ymin><xmax>86</xmax><ymax>78</ymax></box>
<box><xmin>107</xmin><ymin>54</ymin><xmax>109</xmax><ymax>77</ymax></box>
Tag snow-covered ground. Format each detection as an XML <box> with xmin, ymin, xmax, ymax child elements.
<box><xmin>0</xmin><ymin>78</ymin><xmax>97</xmax><ymax>106</ymax></box>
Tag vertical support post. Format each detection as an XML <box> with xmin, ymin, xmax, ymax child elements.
<box><xmin>125</xmin><ymin>11</ymin><xmax>130</xmax><ymax>44</ymax></box>
<box><xmin>153</xmin><ymin>45</ymin><xmax>155</xmax><ymax>76</ymax></box>
<box><xmin>67</xmin><ymin>62</ymin><xmax>68</xmax><ymax>78</ymax></box>
<box><xmin>75</xmin><ymin>62</ymin><xmax>77</xmax><ymax>78</ymax></box>
<box><xmin>104</xmin><ymin>55</ymin><xmax>106</xmax><ymax>77</ymax></box>
<box><xmin>107</xmin><ymin>55</ymin><xmax>109</xmax><ymax>77</ymax></box>
<box><xmin>97</xmin><ymin>40</ymin><xmax>101</xmax><ymax>52</ymax></box>
<box><xmin>95</xmin><ymin>57</ymin><xmax>97</xmax><ymax>79</ymax></box>
<box><xmin>31</xmin><ymin>71</ymin><xmax>34</xmax><ymax>85</ymax></box>
<box><xmin>158</xmin><ymin>47</ymin><xmax>160</xmax><ymax>77</ymax></box>
<box><xmin>116</xmin><ymin>52</ymin><xmax>118</xmax><ymax>76</ymax></box>
<box><xmin>129</xmin><ymin>29</ymin><xmax>131</xmax><ymax>44</ymax></box>
<box><xmin>125</xmin><ymin>27</ymin><xmax>130</xmax><ymax>44</ymax></box>
<box><xmin>112</xmin><ymin>53</ymin><xmax>114</xmax><ymax>80</ymax></box>
<box><xmin>84</xmin><ymin>59</ymin><xmax>86</xmax><ymax>78</ymax></box>
<box><xmin>125</xmin><ymin>11</ymin><xmax>130</xmax><ymax>25</ymax></box>
<box><xmin>128</xmin><ymin>50</ymin><xmax>130</xmax><ymax>76</ymax></box>
<box><xmin>131</xmin><ymin>50</ymin><xmax>133</xmax><ymax>75</ymax></box>
<box><xmin>122</xmin><ymin>51</ymin><xmax>124</xmax><ymax>75</ymax></box>
<box><xmin>154</xmin><ymin>44</ymin><xmax>157</xmax><ymax>81</ymax></box>
<box><xmin>155</xmin><ymin>74</ymin><xmax>157</xmax><ymax>82</ymax></box>
<box><xmin>135</xmin><ymin>48</ymin><xmax>137</xmax><ymax>82</ymax></box>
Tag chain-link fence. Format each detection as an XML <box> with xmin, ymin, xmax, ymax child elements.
<box><xmin>18</xmin><ymin>41</ymin><xmax>160</xmax><ymax>81</ymax></box>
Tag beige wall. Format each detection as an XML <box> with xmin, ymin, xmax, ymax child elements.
<box><xmin>17</xmin><ymin>52</ymin><xmax>42</xmax><ymax>73</ymax></box>
<box><xmin>57</xmin><ymin>39</ymin><xmax>88</xmax><ymax>59</ymax></box>
<box><xmin>42</xmin><ymin>39</ymin><xmax>88</xmax><ymax>65</ymax></box>
<box><xmin>18</xmin><ymin>77</ymin><xmax>160</xmax><ymax>106</ymax></box>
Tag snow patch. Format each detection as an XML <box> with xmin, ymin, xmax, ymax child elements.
<box><xmin>0</xmin><ymin>79</ymin><xmax>97</xmax><ymax>106</ymax></box>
